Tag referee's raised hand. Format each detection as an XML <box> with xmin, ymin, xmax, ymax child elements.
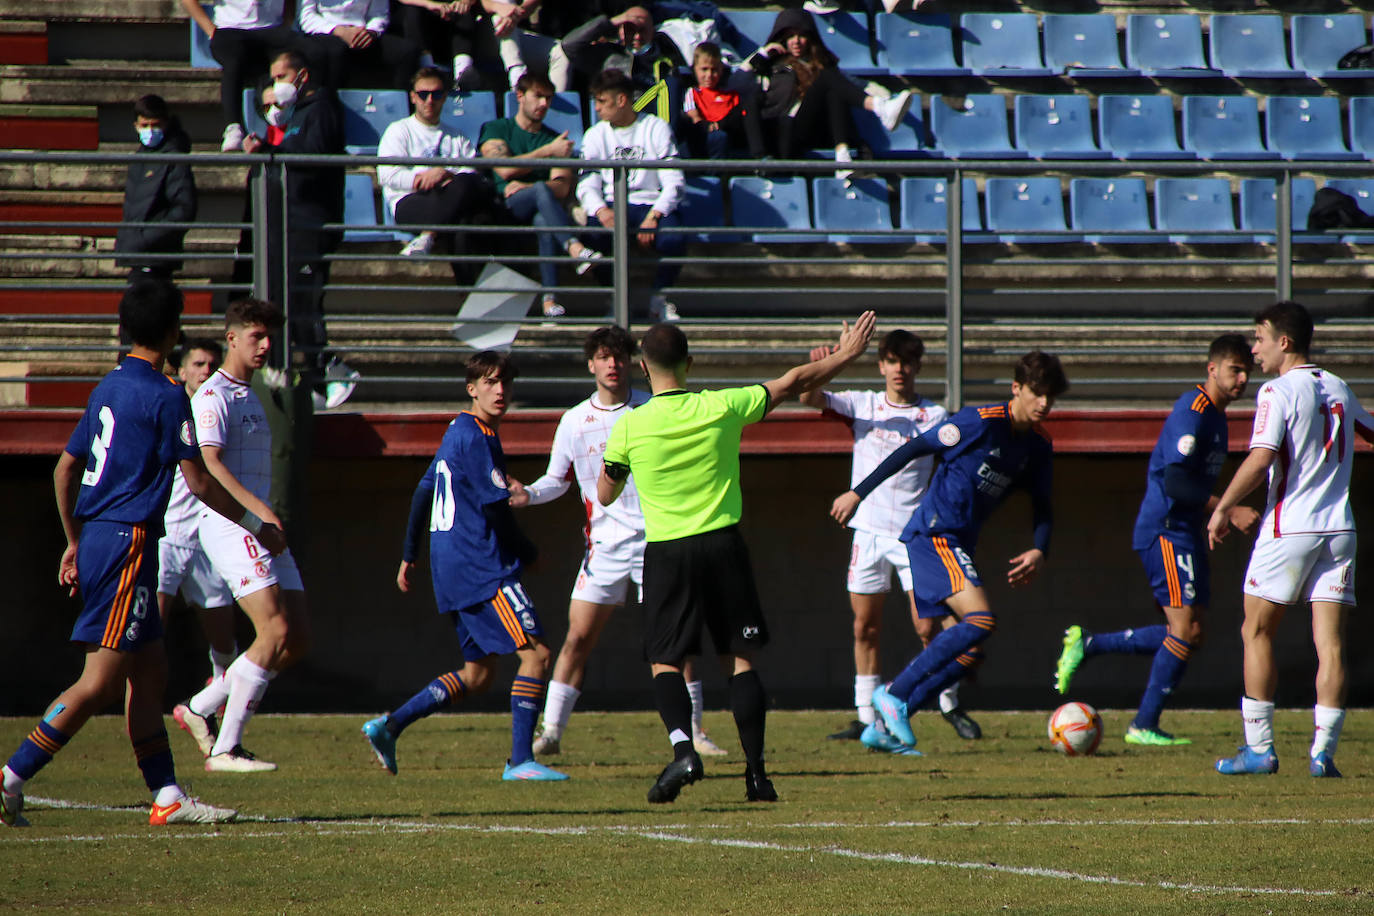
<box><xmin>834</xmin><ymin>310</ymin><xmax>878</xmax><ymax>363</ymax></box>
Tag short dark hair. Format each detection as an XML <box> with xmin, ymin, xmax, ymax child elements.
<box><xmin>272</xmin><ymin>49</ymin><xmax>307</xmax><ymax>72</ymax></box>
<box><xmin>410</xmin><ymin>67</ymin><xmax>448</xmax><ymax>92</ymax></box>
<box><xmin>1014</xmin><ymin>350</ymin><xmax>1069</xmax><ymax>397</ymax></box>
<box><xmin>169</xmin><ymin>337</ymin><xmax>224</xmax><ymax>371</ymax></box>
<box><xmin>1253</xmin><ymin>300</ymin><xmax>1313</xmax><ymax>356</ymax></box>
<box><xmin>466</xmin><ymin>350</ymin><xmax>517</xmax><ymax>385</ymax></box>
<box><xmin>640</xmin><ymin>323</ymin><xmax>688</xmax><ymax>370</ymax></box>
<box><xmin>515</xmin><ymin>71</ymin><xmax>555</xmax><ymax>95</ymax></box>
<box><xmin>224</xmin><ymin>297</ymin><xmax>283</xmax><ymax>331</ymax></box>
<box><xmin>133</xmin><ymin>94</ymin><xmax>170</xmax><ymax>122</ymax></box>
<box><xmin>1208</xmin><ymin>333</ymin><xmax>1252</xmax><ymax>366</ymax></box>
<box><xmin>693</xmin><ymin>42</ymin><xmax>722</xmax><ymax>64</ymax></box>
<box><xmin>878</xmin><ymin>329</ymin><xmax>924</xmax><ymax>364</ymax></box>
<box><xmin>583</xmin><ymin>325</ymin><xmax>637</xmax><ymax>361</ymax></box>
<box><xmin>119</xmin><ymin>279</ymin><xmax>183</xmax><ymax>349</ymax></box>
<box><xmin>590</xmin><ymin>68</ymin><xmax>635</xmax><ymax>102</ymax></box>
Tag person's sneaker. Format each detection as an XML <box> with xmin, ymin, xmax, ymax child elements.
<box><xmin>323</xmin><ymin>357</ymin><xmax>360</xmax><ymax>410</ymax></box>
<box><xmin>804</xmin><ymin>0</ymin><xmax>840</xmax><ymax>14</ymax></box>
<box><xmin>1</xmin><ymin>786</ymin><xmax>27</xmax><ymax>828</ymax></box>
<box><xmin>872</xmin><ymin>684</ymin><xmax>916</xmax><ymax>747</ymax></box>
<box><xmin>361</xmin><ymin>716</ymin><xmax>397</xmax><ymax>775</ymax></box>
<box><xmin>942</xmin><ymin>707</ymin><xmax>983</xmax><ymax>740</ymax></box>
<box><xmin>1310</xmin><ymin>751</ymin><xmax>1342</xmax><ymax>778</ymax></box>
<box><xmin>173</xmin><ymin>702</ymin><xmax>219</xmax><ymax>758</ymax></box>
<box><xmin>693</xmin><ymin>729</ymin><xmax>728</xmax><ymax>757</ymax></box>
<box><xmin>827</xmin><ymin>719</ymin><xmax>865</xmax><ymax>741</ymax></box>
<box><xmin>878</xmin><ymin>89</ymin><xmax>915</xmax><ymax>131</ymax></box>
<box><xmin>1055</xmin><ymin>624</ymin><xmax>1087</xmax><ymax>695</ymax></box>
<box><xmin>149</xmin><ymin>795</ymin><xmax>238</xmax><ymax>825</ymax></box>
<box><xmin>502</xmin><ymin>759</ymin><xmax>569</xmax><ymax>781</ymax></box>
<box><xmin>259</xmin><ymin>366</ymin><xmax>289</xmax><ymax>390</ymax></box>
<box><xmin>745</xmin><ymin>768</ymin><xmax>778</xmax><ymax>802</ymax></box>
<box><xmin>532</xmin><ymin>733</ymin><xmax>561</xmax><ymax>756</ymax></box>
<box><xmin>400</xmin><ymin>232</ymin><xmax>435</xmax><ymax>257</ymax></box>
<box><xmin>221</xmin><ymin>122</ymin><xmax>246</xmax><ymax>153</ymax></box>
<box><xmin>1215</xmin><ymin>745</ymin><xmax>1278</xmax><ymax>775</ymax></box>
<box><xmin>834</xmin><ymin>143</ymin><xmax>854</xmax><ymax>181</ymax></box>
<box><xmin>573</xmin><ymin>247</ymin><xmax>603</xmax><ymax>275</ymax></box>
<box><xmin>452</xmin><ymin>53</ymin><xmax>476</xmax><ymax>87</ymax></box>
<box><xmin>648</xmin><ymin>294</ymin><xmax>680</xmax><ymax>322</ymax></box>
<box><xmin>860</xmin><ymin>722</ymin><xmax>922</xmax><ymax>756</ymax></box>
<box><xmin>540</xmin><ymin>300</ymin><xmax>566</xmax><ymax>322</ymax></box>
<box><xmin>647</xmin><ymin>752</ymin><xmax>703</xmax><ymax>803</ymax></box>
<box><xmin>205</xmin><ymin>745</ymin><xmax>277</xmax><ymax>773</ymax></box>
<box><xmin>1124</xmin><ymin>725</ymin><xmax>1192</xmax><ymax>747</ymax></box>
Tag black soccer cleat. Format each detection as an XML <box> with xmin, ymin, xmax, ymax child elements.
<box><xmin>745</xmin><ymin>768</ymin><xmax>778</xmax><ymax>803</ymax></box>
<box><xmin>942</xmin><ymin>707</ymin><xmax>983</xmax><ymax>740</ymax></box>
<box><xmin>647</xmin><ymin>752</ymin><xmax>704</xmax><ymax>804</ymax></box>
<box><xmin>826</xmin><ymin>719</ymin><xmax>865</xmax><ymax>741</ymax></box>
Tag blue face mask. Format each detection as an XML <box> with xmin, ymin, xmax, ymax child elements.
<box><xmin>138</xmin><ymin>126</ymin><xmax>164</xmax><ymax>148</ymax></box>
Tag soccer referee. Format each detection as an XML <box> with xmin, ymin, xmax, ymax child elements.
<box><xmin>598</xmin><ymin>311</ymin><xmax>876</xmax><ymax>804</ymax></box>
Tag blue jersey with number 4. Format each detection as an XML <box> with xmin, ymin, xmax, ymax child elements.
<box><xmin>1131</xmin><ymin>386</ymin><xmax>1229</xmax><ymax>551</ymax></box>
<box><xmin>64</xmin><ymin>354</ymin><xmax>199</xmax><ymax>528</ymax></box>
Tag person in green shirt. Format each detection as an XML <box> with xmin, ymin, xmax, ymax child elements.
<box><xmin>599</xmin><ymin>310</ymin><xmax>876</xmax><ymax>804</ymax></box>
<box><xmin>478</xmin><ymin>72</ymin><xmax>601</xmax><ymax>319</ymax></box>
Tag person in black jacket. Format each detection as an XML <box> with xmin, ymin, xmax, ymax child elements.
<box><xmin>115</xmin><ymin>95</ymin><xmax>197</xmax><ymax>281</ymax></box>
<box><xmin>552</xmin><ymin>5</ymin><xmax>685</xmax><ymax>110</ymax></box>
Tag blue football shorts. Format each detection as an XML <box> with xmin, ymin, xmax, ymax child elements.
<box><xmin>71</xmin><ymin>520</ymin><xmax>163</xmax><ymax>651</ymax></box>
<box><xmin>447</xmin><ymin>579</ymin><xmax>543</xmax><ymax>662</ymax></box>
<box><xmin>905</xmin><ymin>532</ymin><xmax>981</xmax><ymax>619</ymax></box>
<box><xmin>1137</xmin><ymin>531</ymin><xmax>1209</xmax><ymax>609</ymax></box>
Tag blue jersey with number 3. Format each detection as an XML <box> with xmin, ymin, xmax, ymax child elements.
<box><xmin>64</xmin><ymin>355</ymin><xmax>199</xmax><ymax>528</ymax></box>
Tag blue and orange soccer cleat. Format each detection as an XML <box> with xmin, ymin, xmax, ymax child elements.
<box><xmin>1215</xmin><ymin>745</ymin><xmax>1278</xmax><ymax>775</ymax></box>
<box><xmin>872</xmin><ymin>684</ymin><xmax>917</xmax><ymax>748</ymax></box>
<box><xmin>502</xmin><ymin>759</ymin><xmax>569</xmax><ymax>781</ymax></box>
<box><xmin>361</xmin><ymin>717</ymin><xmax>398</xmax><ymax>775</ymax></box>
<box><xmin>1310</xmin><ymin>751</ymin><xmax>1342</xmax><ymax>778</ymax></box>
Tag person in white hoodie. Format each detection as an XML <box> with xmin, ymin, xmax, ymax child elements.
<box><xmin>576</xmin><ymin>68</ymin><xmax>685</xmax><ymax>322</ymax></box>
<box><xmin>297</xmin><ymin>0</ymin><xmax>422</xmax><ymax>90</ymax></box>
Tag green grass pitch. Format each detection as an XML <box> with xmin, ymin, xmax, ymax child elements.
<box><xmin>2</xmin><ymin>708</ymin><xmax>1371</xmax><ymax>914</ymax></box>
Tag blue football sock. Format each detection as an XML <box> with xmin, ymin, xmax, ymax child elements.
<box><xmin>6</xmin><ymin>720</ymin><xmax>71</xmax><ymax>781</ymax></box>
<box><xmin>889</xmin><ymin>612</ymin><xmax>996</xmax><ymax>701</ymax></box>
<box><xmin>132</xmin><ymin>730</ymin><xmax>177</xmax><ymax>792</ymax></box>
<box><xmin>509</xmin><ymin>676</ymin><xmax>545</xmax><ymax>767</ymax></box>
<box><xmin>389</xmin><ymin>671</ymin><xmax>466</xmax><ymax>736</ymax></box>
<box><xmin>1132</xmin><ymin>634</ymin><xmax>1192</xmax><ymax>731</ymax></box>
<box><xmin>905</xmin><ymin>646</ymin><xmax>984</xmax><ymax>710</ymax></box>
<box><xmin>1085</xmin><ymin>624</ymin><xmax>1166</xmax><ymax>658</ymax></box>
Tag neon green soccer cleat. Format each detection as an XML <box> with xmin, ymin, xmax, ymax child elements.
<box><xmin>1054</xmin><ymin>625</ymin><xmax>1087</xmax><ymax>695</ymax></box>
<box><xmin>1124</xmin><ymin>726</ymin><xmax>1192</xmax><ymax>746</ymax></box>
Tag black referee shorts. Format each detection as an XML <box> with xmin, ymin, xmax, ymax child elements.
<box><xmin>642</xmin><ymin>524</ymin><xmax>770</xmax><ymax>665</ymax></box>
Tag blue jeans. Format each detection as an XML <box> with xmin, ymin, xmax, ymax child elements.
<box><xmin>503</xmin><ymin>183</ymin><xmax>576</xmax><ymax>295</ymax></box>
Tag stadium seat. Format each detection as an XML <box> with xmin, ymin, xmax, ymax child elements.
<box><xmin>342</xmin><ymin>173</ymin><xmax>395</xmax><ymax>243</ymax></box>
<box><xmin>1350</xmin><ymin>97</ymin><xmax>1374</xmax><ymax>158</ymax></box>
<box><xmin>813</xmin><ymin>177</ymin><xmax>900</xmax><ymax>243</ymax></box>
<box><xmin>1265</xmin><ymin>96</ymin><xmax>1363</xmax><ymax>161</ymax></box>
<box><xmin>813</xmin><ymin>11</ymin><xmax>883</xmax><ymax>76</ymax></box>
<box><xmin>1323</xmin><ymin>179</ymin><xmax>1374</xmax><ymax>242</ymax></box>
<box><xmin>929</xmin><ymin>94</ymin><xmax>1028</xmax><ymax>159</ymax></box>
<box><xmin>1125</xmin><ymin>14</ymin><xmax>1221</xmax><ymax>77</ymax></box>
<box><xmin>503</xmin><ymin>91</ymin><xmax>583</xmax><ymax>148</ymax></box>
<box><xmin>721</xmin><ymin>11</ymin><xmax>777</xmax><ymax>58</ymax></box>
<box><xmin>1154</xmin><ymin>178</ymin><xmax>1253</xmax><ymax>243</ymax></box>
<box><xmin>876</xmin><ymin>13</ymin><xmax>970</xmax><ymax>77</ymax></box>
<box><xmin>1069</xmin><ymin>178</ymin><xmax>1156</xmax><ymax>244</ymax></box>
<box><xmin>338</xmin><ymin>90</ymin><xmax>409</xmax><ymax>156</ymax></box>
<box><xmin>1238</xmin><ymin>177</ymin><xmax>1323</xmax><ymax>242</ymax></box>
<box><xmin>1097</xmin><ymin>94</ymin><xmax>1194</xmax><ymax>160</ymax></box>
<box><xmin>1041</xmin><ymin>14</ymin><xmax>1140</xmax><ymax>78</ymax></box>
<box><xmin>959</xmin><ymin>14</ymin><xmax>1054</xmax><ymax>78</ymax></box>
<box><xmin>678</xmin><ymin>175</ymin><xmax>735</xmax><ymax>243</ymax></box>
<box><xmin>1291</xmin><ymin>15</ymin><xmax>1374</xmax><ymax>79</ymax></box>
<box><xmin>1208</xmin><ymin>15</ymin><xmax>1301</xmax><ymax>79</ymax></box>
<box><xmin>1013</xmin><ymin>94</ymin><xmax>1110</xmax><ymax>159</ymax></box>
<box><xmin>727</xmin><ymin>176</ymin><xmax>815</xmax><ymax>243</ymax></box>
<box><xmin>240</xmin><ymin>88</ymin><xmax>267</xmax><ymax>139</ymax></box>
<box><xmin>439</xmin><ymin>92</ymin><xmax>499</xmax><ymax>143</ymax></box>
<box><xmin>190</xmin><ymin>6</ymin><xmax>219</xmax><ymax>69</ymax></box>
<box><xmin>853</xmin><ymin>99</ymin><xmax>933</xmax><ymax>158</ymax></box>
<box><xmin>984</xmin><ymin>177</ymin><xmax>1081</xmax><ymax>243</ymax></box>
<box><xmin>1181</xmin><ymin>96</ymin><xmax>1281</xmax><ymax>160</ymax></box>
<box><xmin>897</xmin><ymin>177</ymin><xmax>985</xmax><ymax>244</ymax></box>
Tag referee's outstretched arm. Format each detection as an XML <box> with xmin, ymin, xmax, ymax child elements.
<box><xmin>762</xmin><ymin>310</ymin><xmax>877</xmax><ymax>413</ymax></box>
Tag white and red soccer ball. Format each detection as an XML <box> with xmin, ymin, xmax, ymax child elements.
<box><xmin>1047</xmin><ymin>702</ymin><xmax>1103</xmax><ymax>756</ymax></box>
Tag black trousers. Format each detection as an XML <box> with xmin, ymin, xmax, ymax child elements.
<box><xmin>209</xmin><ymin>26</ymin><xmax>306</xmax><ymax>125</ymax></box>
<box><xmin>776</xmin><ymin>67</ymin><xmax>864</xmax><ymax>157</ymax></box>
<box><xmin>395</xmin><ymin>174</ymin><xmax>501</xmax><ymax>285</ymax></box>
<box><xmin>301</xmin><ymin>31</ymin><xmax>422</xmax><ymax>91</ymax></box>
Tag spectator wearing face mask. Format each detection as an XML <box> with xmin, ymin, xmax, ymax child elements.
<box><xmin>114</xmin><ymin>94</ymin><xmax>197</xmax><ymax>282</ymax></box>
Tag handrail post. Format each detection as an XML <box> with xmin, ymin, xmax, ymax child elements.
<box><xmin>250</xmin><ymin>158</ymin><xmax>270</xmax><ymax>302</ymax></box>
<box><xmin>613</xmin><ymin>166</ymin><xmax>630</xmax><ymax>329</ymax></box>
<box><xmin>273</xmin><ymin>160</ymin><xmax>292</xmax><ymax>367</ymax></box>
<box><xmin>946</xmin><ymin>169</ymin><xmax>964</xmax><ymax>411</ymax></box>
<box><xmin>1276</xmin><ymin>167</ymin><xmax>1293</xmax><ymax>302</ymax></box>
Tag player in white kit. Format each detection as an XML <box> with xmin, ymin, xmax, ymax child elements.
<box><xmin>171</xmin><ymin>298</ymin><xmax>309</xmax><ymax>773</ymax></box>
<box><xmin>1209</xmin><ymin>301</ymin><xmax>1374</xmax><ymax>778</ymax></box>
<box><xmin>510</xmin><ymin>327</ymin><xmax>724</xmax><ymax>757</ymax></box>
<box><xmin>156</xmin><ymin>339</ymin><xmax>239</xmax><ymax>686</ymax></box>
<box><xmin>801</xmin><ymin>330</ymin><xmax>982</xmax><ymax>750</ymax></box>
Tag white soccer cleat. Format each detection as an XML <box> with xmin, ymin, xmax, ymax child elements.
<box><xmin>205</xmin><ymin>745</ymin><xmax>277</xmax><ymax>773</ymax></box>
<box><xmin>532</xmin><ymin>733</ymin><xmax>561</xmax><ymax>756</ymax></box>
<box><xmin>693</xmin><ymin>730</ymin><xmax>729</xmax><ymax>757</ymax></box>
<box><xmin>172</xmin><ymin>702</ymin><xmax>218</xmax><ymax>758</ymax></box>
<box><xmin>149</xmin><ymin>795</ymin><xmax>238</xmax><ymax>825</ymax></box>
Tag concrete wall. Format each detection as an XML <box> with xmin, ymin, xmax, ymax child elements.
<box><xmin>4</xmin><ymin>451</ymin><xmax>1371</xmax><ymax>715</ymax></box>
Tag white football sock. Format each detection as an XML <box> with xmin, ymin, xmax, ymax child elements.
<box><xmin>208</xmin><ymin>644</ymin><xmax>238</xmax><ymax>682</ymax></box>
<box><xmin>540</xmin><ymin>680</ymin><xmax>580</xmax><ymax>740</ymax></box>
<box><xmin>855</xmin><ymin>674</ymin><xmax>880</xmax><ymax>725</ymax></box>
<box><xmin>153</xmin><ymin>784</ymin><xmax>184</xmax><ymax>807</ymax></box>
<box><xmin>1241</xmin><ymin>695</ymin><xmax>1275</xmax><ymax>752</ymax></box>
<box><xmin>687</xmin><ymin>680</ymin><xmax>705</xmax><ymax>732</ymax></box>
<box><xmin>212</xmin><ymin>656</ymin><xmax>274</xmax><ymax>756</ymax></box>
<box><xmin>189</xmin><ymin>666</ymin><xmax>233</xmax><ymax>718</ymax></box>
<box><xmin>2</xmin><ymin>764</ymin><xmax>24</xmax><ymax>793</ymax></box>
<box><xmin>1311</xmin><ymin>705</ymin><xmax>1345</xmax><ymax>758</ymax></box>
<box><xmin>938</xmin><ymin>682</ymin><xmax>960</xmax><ymax>714</ymax></box>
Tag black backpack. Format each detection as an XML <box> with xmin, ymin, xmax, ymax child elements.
<box><xmin>1338</xmin><ymin>43</ymin><xmax>1374</xmax><ymax>69</ymax></box>
<box><xmin>1307</xmin><ymin>187</ymin><xmax>1374</xmax><ymax>231</ymax></box>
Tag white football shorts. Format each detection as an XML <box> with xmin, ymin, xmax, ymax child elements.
<box><xmin>570</xmin><ymin>536</ymin><xmax>644</xmax><ymax>606</ymax></box>
<box><xmin>847</xmin><ymin>529</ymin><xmax>913</xmax><ymax>595</ymax></box>
<box><xmin>157</xmin><ymin>538</ymin><xmax>234</xmax><ymax>608</ymax></box>
<box><xmin>198</xmin><ymin>511</ymin><xmax>303</xmax><ymax>600</ymax></box>
<box><xmin>1244</xmin><ymin>532</ymin><xmax>1356</xmax><ymax>606</ymax></box>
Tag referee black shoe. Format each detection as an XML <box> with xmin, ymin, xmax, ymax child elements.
<box><xmin>647</xmin><ymin>752</ymin><xmax>704</xmax><ymax>804</ymax></box>
<box><xmin>942</xmin><ymin>707</ymin><xmax>983</xmax><ymax>740</ymax></box>
<box><xmin>745</xmin><ymin>767</ymin><xmax>778</xmax><ymax>803</ymax></box>
<box><xmin>826</xmin><ymin>720</ymin><xmax>865</xmax><ymax>741</ymax></box>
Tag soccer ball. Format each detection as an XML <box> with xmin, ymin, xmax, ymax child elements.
<box><xmin>1047</xmin><ymin>702</ymin><xmax>1103</xmax><ymax>756</ymax></box>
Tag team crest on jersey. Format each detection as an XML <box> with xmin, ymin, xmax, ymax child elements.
<box><xmin>490</xmin><ymin>468</ymin><xmax>508</xmax><ymax>489</ymax></box>
<box><xmin>938</xmin><ymin>423</ymin><xmax>961</xmax><ymax>446</ymax></box>
<box><xmin>180</xmin><ymin>420</ymin><xmax>193</xmax><ymax>446</ymax></box>
<box><xmin>254</xmin><ymin>561</ymin><xmax>268</xmax><ymax>578</ymax></box>
<box><xmin>198</xmin><ymin>409</ymin><xmax>216</xmax><ymax>428</ymax></box>
<box><xmin>1177</xmin><ymin>434</ymin><xmax>1196</xmax><ymax>456</ymax></box>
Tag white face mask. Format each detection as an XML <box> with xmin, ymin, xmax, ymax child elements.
<box><xmin>265</xmin><ymin>105</ymin><xmax>290</xmax><ymax>127</ymax></box>
<box><xmin>271</xmin><ymin>79</ymin><xmax>299</xmax><ymax>109</ymax></box>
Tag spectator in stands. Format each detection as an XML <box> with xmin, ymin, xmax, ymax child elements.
<box><xmin>114</xmin><ymin>95</ymin><xmax>197</xmax><ymax>282</ymax></box>
<box><xmin>678</xmin><ymin>42</ymin><xmax>764</xmax><ymax>160</ymax></box>
<box><xmin>479</xmin><ymin>72</ymin><xmax>602</xmax><ymax>318</ymax></box>
<box><xmin>181</xmin><ymin>0</ymin><xmax>310</xmax><ymax>152</ymax></box>
<box><xmin>297</xmin><ymin>0</ymin><xmax>422</xmax><ymax>90</ymax></box>
<box><xmin>394</xmin><ymin>0</ymin><xmax>538</xmax><ymax>90</ymax></box>
<box><xmin>552</xmin><ymin>6</ymin><xmax>685</xmax><ymax>104</ymax></box>
<box><xmin>743</xmin><ymin>8</ymin><xmax>912</xmax><ymax>168</ymax></box>
<box><xmin>577</xmin><ymin>68</ymin><xmax>684</xmax><ymax>322</ymax></box>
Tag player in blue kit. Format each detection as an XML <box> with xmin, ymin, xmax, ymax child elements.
<box><xmin>0</xmin><ymin>280</ymin><xmax>284</xmax><ymax>828</ymax></box>
<box><xmin>829</xmin><ymin>351</ymin><xmax>1069</xmax><ymax>751</ymax></box>
<box><xmin>361</xmin><ymin>351</ymin><xmax>567</xmax><ymax>781</ymax></box>
<box><xmin>1054</xmin><ymin>335</ymin><xmax>1259</xmax><ymax>746</ymax></box>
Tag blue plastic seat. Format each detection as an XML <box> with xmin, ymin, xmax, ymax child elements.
<box><xmin>1154</xmin><ymin>178</ymin><xmax>1252</xmax><ymax>243</ymax></box>
<box><xmin>1069</xmin><ymin>178</ymin><xmax>1156</xmax><ymax>244</ymax></box>
<box><xmin>342</xmin><ymin>173</ymin><xmax>396</xmax><ymax>242</ymax></box>
<box><xmin>721</xmin><ymin>11</ymin><xmax>775</xmax><ymax>58</ymax></box>
<box><xmin>727</xmin><ymin>176</ymin><xmax>814</xmax><ymax>243</ymax></box>
<box><xmin>985</xmin><ymin>177</ymin><xmax>1081</xmax><ymax>243</ymax></box>
<box><xmin>1125</xmin><ymin>14</ymin><xmax>1221</xmax><ymax>77</ymax></box>
<box><xmin>337</xmin><ymin>90</ymin><xmax>409</xmax><ymax>155</ymax></box>
<box><xmin>876</xmin><ymin>13</ymin><xmax>970</xmax><ymax>76</ymax></box>
<box><xmin>190</xmin><ymin>6</ymin><xmax>219</xmax><ymax>69</ymax></box>
<box><xmin>813</xmin><ymin>11</ymin><xmax>882</xmax><ymax>76</ymax></box>
<box><xmin>1292</xmin><ymin>14</ymin><xmax>1374</xmax><ymax>78</ymax></box>
<box><xmin>1098</xmin><ymin>95</ymin><xmax>1195</xmax><ymax>160</ymax></box>
<box><xmin>439</xmin><ymin>91</ymin><xmax>499</xmax><ymax>143</ymax></box>
<box><xmin>502</xmin><ymin>91</ymin><xmax>583</xmax><ymax>148</ymax></box>
<box><xmin>1265</xmin><ymin>96</ymin><xmax>1362</xmax><ymax>161</ymax></box>
<box><xmin>1042</xmin><ymin>14</ymin><xmax>1139</xmax><ymax>78</ymax></box>
<box><xmin>1323</xmin><ymin>179</ymin><xmax>1374</xmax><ymax>242</ymax></box>
<box><xmin>1350</xmin><ymin>96</ymin><xmax>1374</xmax><ymax>158</ymax></box>
<box><xmin>1209</xmin><ymin>15</ymin><xmax>1301</xmax><ymax>79</ymax></box>
<box><xmin>241</xmin><ymin>88</ymin><xmax>268</xmax><ymax>139</ymax></box>
<box><xmin>1014</xmin><ymin>94</ymin><xmax>1110</xmax><ymax>159</ymax></box>
<box><xmin>930</xmin><ymin>94</ymin><xmax>1028</xmax><ymax>159</ymax></box>
<box><xmin>813</xmin><ymin>177</ymin><xmax>900</xmax><ymax>243</ymax></box>
<box><xmin>897</xmin><ymin>177</ymin><xmax>985</xmax><ymax>244</ymax></box>
<box><xmin>1182</xmin><ymin>95</ymin><xmax>1281</xmax><ymax>160</ymax></box>
<box><xmin>678</xmin><ymin>175</ymin><xmax>735</xmax><ymax>243</ymax></box>
<box><xmin>853</xmin><ymin>98</ymin><xmax>933</xmax><ymax>158</ymax></box>
<box><xmin>960</xmin><ymin>13</ymin><xmax>1054</xmax><ymax>77</ymax></box>
<box><xmin>1238</xmin><ymin>178</ymin><xmax>1322</xmax><ymax>242</ymax></box>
